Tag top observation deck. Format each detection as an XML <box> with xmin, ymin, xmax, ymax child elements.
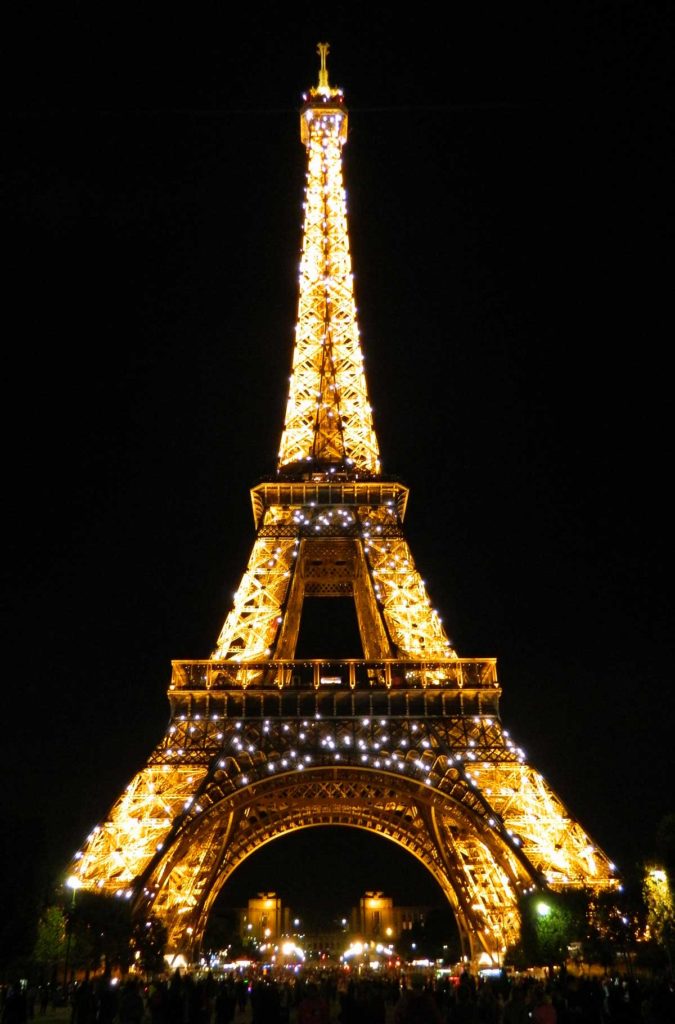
<box><xmin>250</xmin><ymin>477</ymin><xmax>409</xmax><ymax>528</ymax></box>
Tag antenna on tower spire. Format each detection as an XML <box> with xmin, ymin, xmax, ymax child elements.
<box><xmin>317</xmin><ymin>41</ymin><xmax>330</xmax><ymax>92</ymax></box>
<box><xmin>309</xmin><ymin>41</ymin><xmax>341</xmax><ymax>99</ymax></box>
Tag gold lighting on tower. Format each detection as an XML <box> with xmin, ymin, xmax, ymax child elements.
<box><xmin>277</xmin><ymin>40</ymin><xmax>379</xmax><ymax>475</ymax></box>
<box><xmin>66</xmin><ymin>45</ymin><xmax>618</xmax><ymax>969</ymax></box>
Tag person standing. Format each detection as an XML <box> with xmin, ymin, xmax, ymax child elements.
<box><xmin>1</xmin><ymin>982</ymin><xmax>27</xmax><ymax>1024</ymax></box>
<box><xmin>213</xmin><ymin>980</ymin><xmax>235</xmax><ymax>1024</ymax></box>
<box><xmin>71</xmin><ymin>979</ymin><xmax>96</xmax><ymax>1024</ymax></box>
<box><xmin>502</xmin><ymin>982</ymin><xmax>528</xmax><ymax>1024</ymax></box>
<box><xmin>393</xmin><ymin>976</ymin><xmax>444</xmax><ymax>1024</ymax></box>
<box><xmin>531</xmin><ymin>987</ymin><xmax>556</xmax><ymax>1024</ymax></box>
<box><xmin>37</xmin><ymin>988</ymin><xmax>48</xmax><ymax>1018</ymax></box>
<box><xmin>95</xmin><ymin>975</ymin><xmax>119</xmax><ymax>1024</ymax></box>
<box><xmin>296</xmin><ymin>982</ymin><xmax>329</xmax><ymax>1024</ymax></box>
<box><xmin>118</xmin><ymin>980</ymin><xmax>145</xmax><ymax>1024</ymax></box>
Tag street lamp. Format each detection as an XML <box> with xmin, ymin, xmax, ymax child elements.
<box><xmin>63</xmin><ymin>876</ymin><xmax>82</xmax><ymax>995</ymax></box>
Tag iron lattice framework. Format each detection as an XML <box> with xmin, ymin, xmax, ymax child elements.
<box><xmin>67</xmin><ymin>43</ymin><xmax>618</xmax><ymax>967</ymax></box>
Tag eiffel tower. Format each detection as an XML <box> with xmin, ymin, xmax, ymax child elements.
<box><xmin>68</xmin><ymin>43</ymin><xmax>618</xmax><ymax>967</ymax></box>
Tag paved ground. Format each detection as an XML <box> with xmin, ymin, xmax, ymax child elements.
<box><xmin>30</xmin><ymin>1012</ymin><xmax>70</xmax><ymax>1024</ymax></box>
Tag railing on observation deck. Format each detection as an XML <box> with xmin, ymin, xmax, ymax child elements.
<box><xmin>170</xmin><ymin>658</ymin><xmax>498</xmax><ymax>692</ymax></box>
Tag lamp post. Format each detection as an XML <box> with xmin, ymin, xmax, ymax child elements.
<box><xmin>62</xmin><ymin>875</ymin><xmax>82</xmax><ymax>996</ymax></box>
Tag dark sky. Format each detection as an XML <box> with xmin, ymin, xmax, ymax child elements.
<box><xmin>3</xmin><ymin>3</ymin><xmax>673</xmax><ymax>922</ymax></box>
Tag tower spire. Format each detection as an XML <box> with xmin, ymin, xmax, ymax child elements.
<box><xmin>315</xmin><ymin>41</ymin><xmax>332</xmax><ymax>96</ymax></box>
<box><xmin>277</xmin><ymin>43</ymin><xmax>380</xmax><ymax>477</ymax></box>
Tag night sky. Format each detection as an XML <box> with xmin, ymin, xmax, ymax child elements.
<box><xmin>3</xmin><ymin>3</ymin><xmax>673</xmax><ymax>923</ymax></box>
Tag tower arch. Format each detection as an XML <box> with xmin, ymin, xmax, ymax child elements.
<box><xmin>140</xmin><ymin>765</ymin><xmax>532</xmax><ymax>964</ymax></box>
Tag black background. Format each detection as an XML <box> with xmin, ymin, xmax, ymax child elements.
<box><xmin>2</xmin><ymin>2</ymin><xmax>673</xmax><ymax>922</ymax></box>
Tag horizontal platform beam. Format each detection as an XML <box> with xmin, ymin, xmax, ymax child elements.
<box><xmin>170</xmin><ymin>657</ymin><xmax>498</xmax><ymax>691</ymax></box>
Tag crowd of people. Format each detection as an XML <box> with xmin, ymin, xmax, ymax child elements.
<box><xmin>1</xmin><ymin>967</ymin><xmax>674</xmax><ymax>1024</ymax></box>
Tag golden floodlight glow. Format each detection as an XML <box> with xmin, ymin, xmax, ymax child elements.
<box><xmin>65</xmin><ymin>42</ymin><xmax>619</xmax><ymax>970</ymax></box>
<box><xmin>278</xmin><ymin>42</ymin><xmax>378</xmax><ymax>475</ymax></box>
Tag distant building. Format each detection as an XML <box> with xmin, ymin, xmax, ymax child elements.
<box><xmin>352</xmin><ymin>891</ymin><xmax>429</xmax><ymax>941</ymax></box>
<box><xmin>238</xmin><ymin>892</ymin><xmax>290</xmax><ymax>942</ymax></box>
<box><xmin>232</xmin><ymin>890</ymin><xmax>430</xmax><ymax>948</ymax></box>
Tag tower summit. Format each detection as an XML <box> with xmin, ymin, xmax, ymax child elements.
<box><xmin>67</xmin><ymin>45</ymin><xmax>618</xmax><ymax>968</ymax></box>
<box><xmin>278</xmin><ymin>41</ymin><xmax>380</xmax><ymax>476</ymax></box>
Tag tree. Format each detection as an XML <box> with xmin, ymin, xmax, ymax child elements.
<box><xmin>130</xmin><ymin>915</ymin><xmax>168</xmax><ymax>977</ymax></box>
<box><xmin>642</xmin><ymin>864</ymin><xmax>675</xmax><ymax>972</ymax></box>
<box><xmin>583</xmin><ymin>889</ymin><xmax>627</xmax><ymax>972</ymax></box>
<box><xmin>33</xmin><ymin>906</ymin><xmax>67</xmax><ymax>982</ymax></box>
<box><xmin>60</xmin><ymin>889</ymin><xmax>134</xmax><ymax>977</ymax></box>
<box><xmin>655</xmin><ymin>814</ymin><xmax>675</xmax><ymax>897</ymax></box>
<box><xmin>506</xmin><ymin>890</ymin><xmax>581</xmax><ymax>973</ymax></box>
<box><xmin>0</xmin><ymin>816</ymin><xmax>51</xmax><ymax>981</ymax></box>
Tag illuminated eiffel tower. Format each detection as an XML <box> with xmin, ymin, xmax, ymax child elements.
<box><xmin>68</xmin><ymin>44</ymin><xmax>618</xmax><ymax>967</ymax></box>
